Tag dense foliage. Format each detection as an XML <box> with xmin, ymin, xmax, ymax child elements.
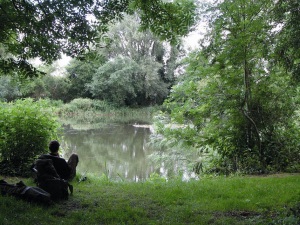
<box><xmin>153</xmin><ymin>0</ymin><xmax>300</xmax><ymax>174</ymax></box>
<box><xmin>65</xmin><ymin>58</ymin><xmax>103</xmax><ymax>101</ymax></box>
<box><xmin>274</xmin><ymin>0</ymin><xmax>300</xmax><ymax>82</ymax></box>
<box><xmin>0</xmin><ymin>99</ymin><xmax>60</xmax><ymax>176</ymax></box>
<box><xmin>8</xmin><ymin>14</ymin><xmax>183</xmax><ymax>106</ymax></box>
<box><xmin>20</xmin><ymin>74</ymin><xmax>71</xmax><ymax>102</ymax></box>
<box><xmin>0</xmin><ymin>0</ymin><xmax>101</xmax><ymax>76</ymax></box>
<box><xmin>0</xmin><ymin>75</ymin><xmax>21</xmax><ymax>101</ymax></box>
<box><xmin>0</xmin><ymin>0</ymin><xmax>196</xmax><ymax>77</ymax></box>
<box><xmin>86</xmin><ymin>14</ymin><xmax>182</xmax><ymax>106</ymax></box>
<box><xmin>88</xmin><ymin>56</ymin><xmax>167</xmax><ymax>106</ymax></box>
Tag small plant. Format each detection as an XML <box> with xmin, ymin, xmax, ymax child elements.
<box><xmin>147</xmin><ymin>172</ymin><xmax>167</xmax><ymax>183</ymax></box>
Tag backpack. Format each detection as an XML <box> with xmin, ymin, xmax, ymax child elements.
<box><xmin>38</xmin><ymin>178</ymin><xmax>72</xmax><ymax>200</ymax></box>
<box><xmin>0</xmin><ymin>180</ymin><xmax>51</xmax><ymax>204</ymax></box>
<box><xmin>32</xmin><ymin>159</ymin><xmax>73</xmax><ymax>200</ymax></box>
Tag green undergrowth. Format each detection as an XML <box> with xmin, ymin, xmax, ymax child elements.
<box><xmin>1</xmin><ymin>174</ymin><xmax>300</xmax><ymax>225</ymax></box>
<box><xmin>56</xmin><ymin>98</ymin><xmax>159</xmax><ymax>125</ymax></box>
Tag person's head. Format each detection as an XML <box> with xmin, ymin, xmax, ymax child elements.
<box><xmin>49</xmin><ymin>140</ymin><xmax>60</xmax><ymax>153</ymax></box>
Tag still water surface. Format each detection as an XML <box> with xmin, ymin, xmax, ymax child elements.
<box><xmin>60</xmin><ymin>123</ymin><xmax>159</xmax><ymax>181</ymax></box>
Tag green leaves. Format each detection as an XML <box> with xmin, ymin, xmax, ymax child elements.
<box><xmin>84</xmin><ymin>13</ymin><xmax>183</xmax><ymax>106</ymax></box>
<box><xmin>132</xmin><ymin>0</ymin><xmax>197</xmax><ymax>44</ymax></box>
<box><xmin>274</xmin><ymin>0</ymin><xmax>300</xmax><ymax>82</ymax></box>
<box><xmin>0</xmin><ymin>0</ymin><xmax>100</xmax><ymax>76</ymax></box>
<box><xmin>155</xmin><ymin>0</ymin><xmax>300</xmax><ymax>174</ymax></box>
<box><xmin>0</xmin><ymin>75</ymin><xmax>21</xmax><ymax>102</ymax></box>
<box><xmin>87</xmin><ymin>55</ymin><xmax>167</xmax><ymax>106</ymax></box>
<box><xmin>0</xmin><ymin>98</ymin><xmax>60</xmax><ymax>176</ymax></box>
<box><xmin>0</xmin><ymin>0</ymin><xmax>196</xmax><ymax>77</ymax></box>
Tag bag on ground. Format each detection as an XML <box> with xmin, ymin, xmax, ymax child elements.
<box><xmin>0</xmin><ymin>180</ymin><xmax>51</xmax><ymax>204</ymax></box>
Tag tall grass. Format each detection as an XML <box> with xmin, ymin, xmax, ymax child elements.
<box><xmin>56</xmin><ymin>98</ymin><xmax>158</xmax><ymax>126</ymax></box>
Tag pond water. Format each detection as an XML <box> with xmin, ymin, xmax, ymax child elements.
<box><xmin>60</xmin><ymin>123</ymin><xmax>161</xmax><ymax>181</ymax></box>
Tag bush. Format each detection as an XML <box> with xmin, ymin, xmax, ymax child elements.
<box><xmin>58</xmin><ymin>103</ymin><xmax>78</xmax><ymax>115</ymax></box>
<box><xmin>0</xmin><ymin>98</ymin><xmax>60</xmax><ymax>176</ymax></box>
<box><xmin>69</xmin><ymin>98</ymin><xmax>93</xmax><ymax>110</ymax></box>
<box><xmin>57</xmin><ymin>98</ymin><xmax>116</xmax><ymax>116</ymax></box>
<box><xmin>92</xmin><ymin>100</ymin><xmax>115</xmax><ymax>111</ymax></box>
<box><xmin>46</xmin><ymin>99</ymin><xmax>64</xmax><ymax>108</ymax></box>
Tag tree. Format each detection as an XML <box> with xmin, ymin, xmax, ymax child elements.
<box><xmin>20</xmin><ymin>62</ymin><xmax>71</xmax><ymax>101</ymax></box>
<box><xmin>132</xmin><ymin>0</ymin><xmax>196</xmax><ymax>44</ymax></box>
<box><xmin>65</xmin><ymin>57</ymin><xmax>105</xmax><ymax>102</ymax></box>
<box><xmin>99</xmin><ymin>13</ymin><xmax>183</xmax><ymax>87</ymax></box>
<box><xmin>86</xmin><ymin>13</ymin><xmax>183</xmax><ymax>106</ymax></box>
<box><xmin>0</xmin><ymin>75</ymin><xmax>21</xmax><ymax>102</ymax></box>
<box><xmin>0</xmin><ymin>0</ymin><xmax>196</xmax><ymax>77</ymax></box>
<box><xmin>100</xmin><ymin>14</ymin><xmax>163</xmax><ymax>61</ymax></box>
<box><xmin>274</xmin><ymin>0</ymin><xmax>300</xmax><ymax>82</ymax></box>
<box><xmin>0</xmin><ymin>0</ymin><xmax>101</xmax><ymax>76</ymax></box>
<box><xmin>202</xmin><ymin>0</ymin><xmax>276</xmax><ymax>170</ymax></box>
<box><xmin>157</xmin><ymin>0</ymin><xmax>300</xmax><ymax>173</ymax></box>
<box><xmin>20</xmin><ymin>76</ymin><xmax>50</xmax><ymax>99</ymax></box>
<box><xmin>87</xmin><ymin>56</ymin><xmax>168</xmax><ymax>106</ymax></box>
<box><xmin>43</xmin><ymin>75</ymin><xmax>71</xmax><ymax>102</ymax></box>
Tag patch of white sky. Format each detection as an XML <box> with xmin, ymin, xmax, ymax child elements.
<box><xmin>29</xmin><ymin>53</ymin><xmax>71</xmax><ymax>77</ymax></box>
<box><xmin>183</xmin><ymin>0</ymin><xmax>220</xmax><ymax>50</ymax></box>
<box><xmin>183</xmin><ymin>20</ymin><xmax>208</xmax><ymax>50</ymax></box>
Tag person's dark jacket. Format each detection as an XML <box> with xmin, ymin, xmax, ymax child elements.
<box><xmin>38</xmin><ymin>154</ymin><xmax>71</xmax><ymax>180</ymax></box>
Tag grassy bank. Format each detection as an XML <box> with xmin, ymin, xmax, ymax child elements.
<box><xmin>56</xmin><ymin>98</ymin><xmax>158</xmax><ymax>126</ymax></box>
<box><xmin>1</xmin><ymin>174</ymin><xmax>300</xmax><ymax>224</ymax></box>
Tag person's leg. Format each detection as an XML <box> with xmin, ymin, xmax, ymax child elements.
<box><xmin>67</xmin><ymin>153</ymin><xmax>79</xmax><ymax>181</ymax></box>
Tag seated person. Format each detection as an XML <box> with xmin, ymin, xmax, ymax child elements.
<box><xmin>38</xmin><ymin>140</ymin><xmax>79</xmax><ymax>181</ymax></box>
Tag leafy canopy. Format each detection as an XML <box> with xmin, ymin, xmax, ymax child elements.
<box><xmin>0</xmin><ymin>0</ymin><xmax>196</xmax><ymax>77</ymax></box>
<box><xmin>85</xmin><ymin>13</ymin><xmax>182</xmax><ymax>106</ymax></box>
<box><xmin>274</xmin><ymin>0</ymin><xmax>300</xmax><ymax>82</ymax></box>
<box><xmin>155</xmin><ymin>0</ymin><xmax>300</xmax><ymax>174</ymax></box>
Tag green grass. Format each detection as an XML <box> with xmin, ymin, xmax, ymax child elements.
<box><xmin>1</xmin><ymin>174</ymin><xmax>300</xmax><ymax>224</ymax></box>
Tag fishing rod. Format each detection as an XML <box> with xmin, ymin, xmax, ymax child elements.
<box><xmin>78</xmin><ymin>170</ymin><xmax>88</xmax><ymax>183</ymax></box>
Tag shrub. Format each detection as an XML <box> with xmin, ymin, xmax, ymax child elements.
<box><xmin>57</xmin><ymin>99</ymin><xmax>116</xmax><ymax>116</ymax></box>
<box><xmin>58</xmin><ymin>103</ymin><xmax>78</xmax><ymax>115</ymax></box>
<box><xmin>92</xmin><ymin>100</ymin><xmax>115</xmax><ymax>111</ymax></box>
<box><xmin>69</xmin><ymin>98</ymin><xmax>93</xmax><ymax>110</ymax></box>
<box><xmin>0</xmin><ymin>98</ymin><xmax>60</xmax><ymax>176</ymax></box>
<box><xmin>46</xmin><ymin>99</ymin><xmax>64</xmax><ymax>108</ymax></box>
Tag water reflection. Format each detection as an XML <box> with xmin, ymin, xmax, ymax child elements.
<box><xmin>60</xmin><ymin>124</ymin><xmax>157</xmax><ymax>181</ymax></box>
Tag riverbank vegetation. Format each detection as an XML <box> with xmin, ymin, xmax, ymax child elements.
<box><xmin>1</xmin><ymin>174</ymin><xmax>300</xmax><ymax>224</ymax></box>
<box><xmin>0</xmin><ymin>99</ymin><xmax>60</xmax><ymax>177</ymax></box>
<box><xmin>57</xmin><ymin>98</ymin><xmax>158</xmax><ymax>125</ymax></box>
<box><xmin>150</xmin><ymin>0</ymin><xmax>300</xmax><ymax>175</ymax></box>
<box><xmin>0</xmin><ymin>97</ymin><xmax>158</xmax><ymax>178</ymax></box>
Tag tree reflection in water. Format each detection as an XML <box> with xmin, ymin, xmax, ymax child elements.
<box><xmin>61</xmin><ymin>124</ymin><xmax>158</xmax><ymax>181</ymax></box>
